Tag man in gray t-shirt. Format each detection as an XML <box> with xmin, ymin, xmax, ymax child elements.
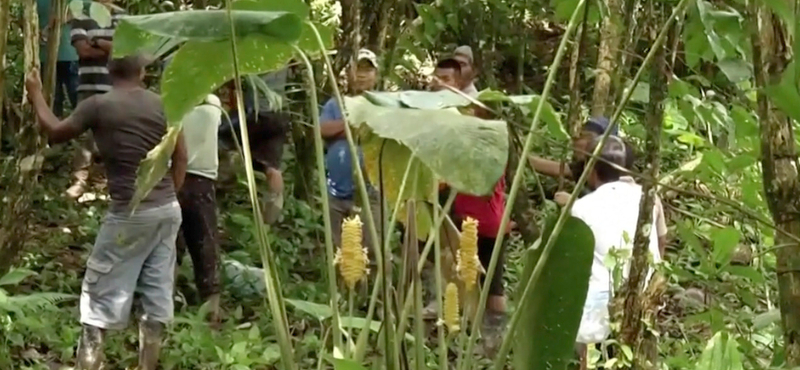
<box><xmin>25</xmin><ymin>55</ymin><xmax>187</xmax><ymax>370</ymax></box>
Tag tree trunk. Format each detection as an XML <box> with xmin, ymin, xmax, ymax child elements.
<box><xmin>0</xmin><ymin>0</ymin><xmax>43</xmax><ymax>274</ymax></box>
<box><xmin>43</xmin><ymin>0</ymin><xmax>64</xmax><ymax>105</ymax></box>
<box><xmin>750</xmin><ymin>2</ymin><xmax>800</xmax><ymax>366</ymax></box>
<box><xmin>566</xmin><ymin>1</ymin><xmax>590</xmax><ymax>135</ymax></box>
<box><xmin>590</xmin><ymin>0</ymin><xmax>623</xmax><ymax>117</ymax></box>
<box><xmin>0</xmin><ymin>0</ymin><xmax>9</xmax><ymax>139</ymax></box>
<box><xmin>617</xmin><ymin>5</ymin><xmax>666</xmax><ymax>369</ymax></box>
<box><xmin>334</xmin><ymin>0</ymin><xmax>361</xmax><ymax>85</ymax></box>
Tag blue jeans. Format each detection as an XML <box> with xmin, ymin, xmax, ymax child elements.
<box><xmin>41</xmin><ymin>61</ymin><xmax>79</xmax><ymax>117</ymax></box>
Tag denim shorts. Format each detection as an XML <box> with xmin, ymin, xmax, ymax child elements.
<box><xmin>80</xmin><ymin>201</ymin><xmax>182</xmax><ymax>330</ymax></box>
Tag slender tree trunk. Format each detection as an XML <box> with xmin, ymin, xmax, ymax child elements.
<box><xmin>617</xmin><ymin>5</ymin><xmax>666</xmax><ymax>369</ymax></box>
<box><xmin>566</xmin><ymin>1</ymin><xmax>590</xmax><ymax>135</ymax></box>
<box><xmin>0</xmin><ymin>0</ymin><xmax>9</xmax><ymax>140</ymax></box>
<box><xmin>43</xmin><ymin>0</ymin><xmax>64</xmax><ymax>105</ymax></box>
<box><xmin>591</xmin><ymin>0</ymin><xmax>623</xmax><ymax>117</ymax></box>
<box><xmin>334</xmin><ymin>0</ymin><xmax>361</xmax><ymax>85</ymax></box>
<box><xmin>0</xmin><ymin>0</ymin><xmax>43</xmax><ymax>274</ymax></box>
<box><xmin>750</xmin><ymin>1</ymin><xmax>800</xmax><ymax>365</ymax></box>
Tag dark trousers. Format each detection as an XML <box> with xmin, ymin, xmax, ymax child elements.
<box><xmin>40</xmin><ymin>61</ymin><xmax>79</xmax><ymax>118</ymax></box>
<box><xmin>176</xmin><ymin>174</ymin><xmax>220</xmax><ymax>300</ymax></box>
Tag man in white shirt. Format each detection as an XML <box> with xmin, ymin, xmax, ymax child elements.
<box><xmin>569</xmin><ymin>135</ymin><xmax>663</xmax><ymax>367</ymax></box>
<box><xmin>177</xmin><ymin>94</ymin><xmax>223</xmax><ymax>324</ymax></box>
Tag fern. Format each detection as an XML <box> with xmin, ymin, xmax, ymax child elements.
<box><xmin>0</xmin><ymin>269</ymin><xmax>76</xmax><ymax>317</ymax></box>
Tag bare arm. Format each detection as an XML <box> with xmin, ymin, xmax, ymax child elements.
<box><xmin>528</xmin><ymin>156</ymin><xmax>571</xmax><ymax>178</ymax></box>
<box><xmin>320</xmin><ymin>119</ymin><xmax>345</xmax><ymax>139</ymax></box>
<box><xmin>26</xmin><ymin>75</ymin><xmax>85</xmax><ymax>143</ymax></box>
<box><xmin>172</xmin><ymin>131</ymin><xmax>188</xmax><ymax>191</ymax></box>
<box><xmin>95</xmin><ymin>39</ymin><xmax>113</xmax><ymax>53</ymax></box>
<box><xmin>73</xmin><ymin>39</ymin><xmax>108</xmax><ymax>60</ymax></box>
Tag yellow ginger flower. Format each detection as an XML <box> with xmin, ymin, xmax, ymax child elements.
<box><xmin>457</xmin><ymin>217</ymin><xmax>483</xmax><ymax>291</ymax></box>
<box><xmin>334</xmin><ymin>215</ymin><xmax>369</xmax><ymax>290</ymax></box>
<box><xmin>444</xmin><ymin>283</ymin><xmax>461</xmax><ymax>333</ymax></box>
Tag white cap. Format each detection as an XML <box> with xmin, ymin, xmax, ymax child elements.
<box><xmin>454</xmin><ymin>45</ymin><xmax>473</xmax><ymax>64</ymax></box>
<box><xmin>357</xmin><ymin>48</ymin><xmax>378</xmax><ymax>68</ymax></box>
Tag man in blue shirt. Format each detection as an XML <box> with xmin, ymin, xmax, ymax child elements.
<box><xmin>37</xmin><ymin>0</ymin><xmax>80</xmax><ymax>117</ymax></box>
<box><xmin>320</xmin><ymin>48</ymin><xmax>382</xmax><ymax>252</ymax></box>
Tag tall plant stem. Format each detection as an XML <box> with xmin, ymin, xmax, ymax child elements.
<box><xmin>433</xmin><ymin>180</ymin><xmax>448</xmax><ymax>370</ymax></box>
<box><xmin>307</xmin><ymin>22</ymin><xmax>394</xmax><ymax>368</ymax></box>
<box><xmin>490</xmin><ymin>0</ymin><xmax>691</xmax><ymax>368</ymax></box>
<box><xmin>225</xmin><ymin>3</ymin><xmax>295</xmax><ymax>370</ymax></box>
<box><xmin>457</xmin><ymin>2</ymin><xmax>587</xmax><ymax>369</ymax></box>
<box><xmin>395</xmin><ymin>192</ymin><xmax>457</xmax><ymax>342</ymax></box>
<box><xmin>294</xmin><ymin>46</ymin><xmax>344</xmax><ymax>354</ymax></box>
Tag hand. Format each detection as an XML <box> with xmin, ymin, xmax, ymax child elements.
<box><xmin>554</xmin><ymin>191</ymin><xmax>570</xmax><ymax>206</ymax></box>
<box><xmin>25</xmin><ymin>70</ymin><xmax>43</xmax><ymax>95</ymax></box>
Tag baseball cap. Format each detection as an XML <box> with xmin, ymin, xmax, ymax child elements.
<box><xmin>583</xmin><ymin>117</ymin><xmax>618</xmax><ymax>136</ymax></box>
<box><xmin>590</xmin><ymin>135</ymin><xmax>627</xmax><ymax>168</ymax></box>
<box><xmin>357</xmin><ymin>48</ymin><xmax>378</xmax><ymax>68</ymax></box>
<box><xmin>454</xmin><ymin>45</ymin><xmax>474</xmax><ymax>64</ymax></box>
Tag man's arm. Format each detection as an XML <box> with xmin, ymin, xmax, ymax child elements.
<box><xmin>95</xmin><ymin>39</ymin><xmax>113</xmax><ymax>53</ymax></box>
<box><xmin>654</xmin><ymin>197</ymin><xmax>668</xmax><ymax>256</ymax></box>
<box><xmin>72</xmin><ymin>39</ymin><xmax>108</xmax><ymax>59</ymax></box>
<box><xmin>320</xmin><ymin>119</ymin><xmax>345</xmax><ymax>138</ymax></box>
<box><xmin>171</xmin><ymin>131</ymin><xmax>188</xmax><ymax>191</ymax></box>
<box><xmin>26</xmin><ymin>72</ymin><xmax>88</xmax><ymax>143</ymax></box>
<box><xmin>528</xmin><ymin>155</ymin><xmax>571</xmax><ymax>178</ymax></box>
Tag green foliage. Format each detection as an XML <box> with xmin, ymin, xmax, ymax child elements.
<box><xmin>514</xmin><ymin>214</ymin><xmax>594</xmax><ymax>370</ymax></box>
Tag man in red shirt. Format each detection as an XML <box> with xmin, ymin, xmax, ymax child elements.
<box><xmin>430</xmin><ymin>58</ymin><xmax>509</xmax><ymax>332</ymax></box>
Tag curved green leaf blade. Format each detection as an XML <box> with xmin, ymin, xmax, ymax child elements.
<box><xmin>344</xmin><ymin>96</ymin><xmax>508</xmax><ymax>196</ymax></box>
<box><xmin>0</xmin><ymin>268</ymin><xmax>36</xmax><ymax>287</ymax></box>
<box><xmin>130</xmin><ymin>127</ymin><xmax>181</xmax><ymax>212</ymax></box>
<box><xmin>89</xmin><ymin>2</ymin><xmax>111</xmax><ymax>27</ymax></box>
<box><xmin>515</xmin><ymin>215</ymin><xmax>594</xmax><ymax>370</ymax></box>
<box><xmin>285</xmin><ymin>299</ymin><xmax>332</xmax><ymax>321</ymax></box>
<box><xmin>118</xmin><ymin>10</ymin><xmax>302</xmax><ymax>42</ymax></box>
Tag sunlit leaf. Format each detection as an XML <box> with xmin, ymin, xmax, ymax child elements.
<box><xmin>89</xmin><ymin>2</ymin><xmax>111</xmax><ymax>27</ymax></box>
<box><xmin>285</xmin><ymin>299</ymin><xmax>332</xmax><ymax>320</ymax></box>
<box><xmin>752</xmin><ymin>309</ymin><xmax>780</xmax><ymax>330</ymax></box>
<box><xmin>326</xmin><ymin>356</ymin><xmax>368</xmax><ymax>370</ymax></box>
<box><xmin>0</xmin><ymin>268</ymin><xmax>36</xmax><ymax>287</ymax></box>
<box><xmin>717</xmin><ymin>58</ymin><xmax>751</xmax><ymax>83</ymax></box>
<box><xmin>340</xmin><ymin>316</ymin><xmax>416</xmax><ymax>342</ymax></box>
<box><xmin>344</xmin><ymin>96</ymin><xmax>508</xmax><ymax>196</ymax></box>
<box><xmin>515</xmin><ymin>215</ymin><xmax>594</xmax><ymax>370</ymax></box>
<box><xmin>118</xmin><ymin>10</ymin><xmax>302</xmax><ymax>42</ymax></box>
<box><xmin>766</xmin><ymin>61</ymin><xmax>800</xmax><ymax>124</ymax></box>
<box><xmin>695</xmin><ymin>332</ymin><xmax>744</xmax><ymax>370</ymax></box>
<box><xmin>130</xmin><ymin>127</ymin><xmax>181</xmax><ymax>211</ymax></box>
<box><xmin>712</xmin><ymin>227</ymin><xmax>741</xmax><ymax>266</ymax></box>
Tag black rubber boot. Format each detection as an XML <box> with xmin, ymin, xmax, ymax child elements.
<box><xmin>76</xmin><ymin>324</ymin><xmax>105</xmax><ymax>370</ymax></box>
<box><xmin>138</xmin><ymin>320</ymin><xmax>165</xmax><ymax>370</ymax></box>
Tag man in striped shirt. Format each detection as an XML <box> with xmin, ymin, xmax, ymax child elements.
<box><xmin>67</xmin><ymin>0</ymin><xmax>124</xmax><ymax>199</ymax></box>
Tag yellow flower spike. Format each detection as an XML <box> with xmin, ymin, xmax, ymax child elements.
<box><xmin>335</xmin><ymin>215</ymin><xmax>369</xmax><ymax>290</ymax></box>
<box><xmin>444</xmin><ymin>282</ymin><xmax>461</xmax><ymax>333</ymax></box>
<box><xmin>457</xmin><ymin>217</ymin><xmax>482</xmax><ymax>291</ymax></box>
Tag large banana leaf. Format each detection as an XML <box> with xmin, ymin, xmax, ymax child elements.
<box><xmin>115</xmin><ymin>10</ymin><xmax>302</xmax><ymax>42</ymax></box>
<box><xmin>514</xmin><ymin>214</ymin><xmax>594</xmax><ymax>370</ymax></box>
<box><xmin>119</xmin><ymin>0</ymin><xmax>332</xmax><ymax>210</ymax></box>
<box><xmin>344</xmin><ymin>95</ymin><xmax>508</xmax><ymax>196</ymax></box>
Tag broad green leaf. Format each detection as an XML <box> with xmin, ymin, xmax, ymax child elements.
<box><xmin>344</xmin><ymin>96</ymin><xmax>508</xmax><ymax>196</ymax></box>
<box><xmin>752</xmin><ymin>309</ymin><xmax>780</xmax><ymax>330</ymax></box>
<box><xmin>712</xmin><ymin>227</ymin><xmax>741</xmax><ymax>266</ymax></box>
<box><xmin>326</xmin><ymin>356</ymin><xmax>368</xmax><ymax>370</ymax></box>
<box><xmin>695</xmin><ymin>332</ymin><xmax>744</xmax><ymax>370</ymax></box>
<box><xmin>364</xmin><ymin>90</ymin><xmax>472</xmax><ymax>110</ymax></box>
<box><xmin>340</xmin><ymin>316</ymin><xmax>416</xmax><ymax>342</ymax></box>
<box><xmin>285</xmin><ymin>299</ymin><xmax>332</xmax><ymax>320</ymax></box>
<box><xmin>476</xmin><ymin>91</ymin><xmax>565</xmax><ymax>139</ymax></box>
<box><xmin>0</xmin><ymin>268</ymin><xmax>36</xmax><ymax>287</ymax></box>
<box><xmin>130</xmin><ymin>127</ymin><xmax>181</xmax><ymax>211</ymax></box>
<box><xmin>68</xmin><ymin>0</ymin><xmax>85</xmax><ymax>19</ymax></box>
<box><xmin>113</xmin><ymin>22</ymin><xmax>186</xmax><ymax>59</ymax></box>
<box><xmin>723</xmin><ymin>265</ymin><xmax>765</xmax><ymax>284</ymax></box>
<box><xmin>515</xmin><ymin>214</ymin><xmax>594</xmax><ymax>370</ymax></box>
<box><xmin>717</xmin><ymin>58</ymin><xmax>751</xmax><ymax>83</ymax></box>
<box><xmin>118</xmin><ymin>10</ymin><xmax>302</xmax><ymax>42</ymax></box>
<box><xmin>89</xmin><ymin>2</ymin><xmax>111</xmax><ymax>27</ymax></box>
<box><xmin>696</xmin><ymin>0</ymin><xmax>727</xmax><ymax>60</ymax></box>
<box><xmin>766</xmin><ymin>61</ymin><xmax>800</xmax><ymax>124</ymax></box>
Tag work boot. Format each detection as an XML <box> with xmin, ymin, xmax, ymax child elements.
<box><xmin>206</xmin><ymin>293</ymin><xmax>221</xmax><ymax>326</ymax></box>
<box><xmin>76</xmin><ymin>325</ymin><xmax>105</xmax><ymax>370</ymax></box>
<box><xmin>261</xmin><ymin>189</ymin><xmax>284</xmax><ymax>225</ymax></box>
<box><xmin>138</xmin><ymin>320</ymin><xmax>165</xmax><ymax>370</ymax></box>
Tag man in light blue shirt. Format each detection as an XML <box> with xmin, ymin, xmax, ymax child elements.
<box><xmin>37</xmin><ymin>0</ymin><xmax>80</xmax><ymax>117</ymax></box>
<box><xmin>320</xmin><ymin>49</ymin><xmax>382</xmax><ymax>251</ymax></box>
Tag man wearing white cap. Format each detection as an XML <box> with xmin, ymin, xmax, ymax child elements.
<box><xmin>453</xmin><ymin>45</ymin><xmax>479</xmax><ymax>97</ymax></box>
<box><xmin>319</xmin><ymin>48</ymin><xmax>383</xmax><ymax>254</ymax></box>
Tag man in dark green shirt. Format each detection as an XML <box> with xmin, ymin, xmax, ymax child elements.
<box><xmin>37</xmin><ymin>0</ymin><xmax>79</xmax><ymax>117</ymax></box>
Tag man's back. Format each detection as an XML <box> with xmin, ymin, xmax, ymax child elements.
<box><xmin>77</xmin><ymin>88</ymin><xmax>175</xmax><ymax>211</ymax></box>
